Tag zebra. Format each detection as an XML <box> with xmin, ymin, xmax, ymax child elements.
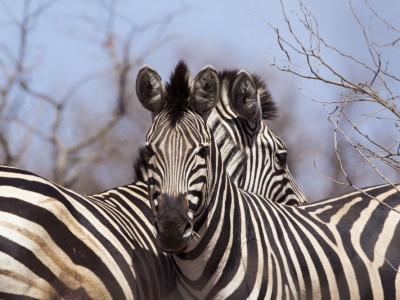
<box><xmin>212</xmin><ymin>69</ymin><xmax>306</xmax><ymax>205</ymax></box>
<box><xmin>0</xmin><ymin>165</ymin><xmax>176</xmax><ymax>299</ymax></box>
<box><xmin>0</xmin><ymin>62</ymin><xmax>304</xmax><ymax>298</ymax></box>
<box><xmin>136</xmin><ymin>63</ymin><xmax>400</xmax><ymax>299</ymax></box>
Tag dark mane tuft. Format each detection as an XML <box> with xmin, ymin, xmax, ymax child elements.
<box><xmin>165</xmin><ymin>60</ymin><xmax>191</xmax><ymax>125</ymax></box>
<box><xmin>219</xmin><ymin>70</ymin><xmax>278</xmax><ymax>120</ymax></box>
<box><xmin>251</xmin><ymin>74</ymin><xmax>277</xmax><ymax>120</ymax></box>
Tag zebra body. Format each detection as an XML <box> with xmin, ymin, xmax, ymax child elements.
<box><xmin>0</xmin><ymin>166</ymin><xmax>174</xmax><ymax>299</ymax></box>
<box><xmin>136</xmin><ymin>63</ymin><xmax>400</xmax><ymax>299</ymax></box>
<box><xmin>173</xmin><ymin>182</ymin><xmax>400</xmax><ymax>299</ymax></box>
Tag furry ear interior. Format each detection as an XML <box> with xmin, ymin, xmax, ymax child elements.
<box><xmin>136</xmin><ymin>65</ymin><xmax>165</xmax><ymax>114</ymax></box>
<box><xmin>231</xmin><ymin>70</ymin><xmax>261</xmax><ymax>122</ymax></box>
<box><xmin>189</xmin><ymin>65</ymin><xmax>220</xmax><ymax>118</ymax></box>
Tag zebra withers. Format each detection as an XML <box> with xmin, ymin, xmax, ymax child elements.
<box><xmin>137</xmin><ymin>63</ymin><xmax>400</xmax><ymax>299</ymax></box>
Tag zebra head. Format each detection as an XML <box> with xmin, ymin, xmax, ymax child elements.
<box><xmin>209</xmin><ymin>70</ymin><xmax>307</xmax><ymax>205</ymax></box>
<box><xmin>136</xmin><ymin>62</ymin><xmax>218</xmax><ymax>254</ymax></box>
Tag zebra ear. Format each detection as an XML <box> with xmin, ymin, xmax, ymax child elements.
<box><xmin>136</xmin><ymin>65</ymin><xmax>165</xmax><ymax>114</ymax></box>
<box><xmin>189</xmin><ymin>65</ymin><xmax>220</xmax><ymax>118</ymax></box>
<box><xmin>231</xmin><ymin>70</ymin><xmax>261</xmax><ymax>122</ymax></box>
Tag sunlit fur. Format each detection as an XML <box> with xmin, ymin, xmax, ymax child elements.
<box><xmin>0</xmin><ymin>165</ymin><xmax>175</xmax><ymax>299</ymax></box>
<box><xmin>142</xmin><ymin>74</ymin><xmax>400</xmax><ymax>299</ymax></box>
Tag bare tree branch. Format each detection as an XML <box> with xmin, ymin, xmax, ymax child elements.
<box><xmin>262</xmin><ymin>0</ymin><xmax>400</xmax><ymax>195</ymax></box>
<box><xmin>1</xmin><ymin>1</ymin><xmax>181</xmax><ymax>192</ymax></box>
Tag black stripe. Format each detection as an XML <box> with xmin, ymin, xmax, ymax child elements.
<box><xmin>254</xmin><ymin>200</ymin><xmax>301</xmax><ymax>298</ymax></box>
<box><xmin>0</xmin><ymin>235</ymin><xmax>91</xmax><ymax>299</ymax></box>
<box><xmin>379</xmin><ymin>220</ymin><xmax>400</xmax><ymax>299</ymax></box>
<box><xmin>0</xmin><ymin>198</ymin><xmax>123</xmax><ymax>298</ymax></box>
<box><xmin>337</xmin><ymin>198</ymin><xmax>373</xmax><ymax>298</ymax></box>
<box><xmin>189</xmin><ymin>176</ymin><xmax>206</xmax><ymax>185</ymax></box>
<box><xmin>361</xmin><ymin>197</ymin><xmax>393</xmax><ymax>260</ymax></box>
<box><xmin>0</xmin><ymin>176</ymin><xmax>131</xmax><ymax>299</ymax></box>
<box><xmin>225</xmin><ymin>191</ymin><xmax>258</xmax><ymax>299</ymax></box>
<box><xmin>0</xmin><ymin>292</ymin><xmax>42</xmax><ymax>300</ymax></box>
<box><xmin>207</xmin><ymin>183</ymin><xmax>242</xmax><ymax>298</ymax></box>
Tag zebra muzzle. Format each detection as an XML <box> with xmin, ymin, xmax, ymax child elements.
<box><xmin>152</xmin><ymin>193</ymin><xmax>193</xmax><ymax>254</ymax></box>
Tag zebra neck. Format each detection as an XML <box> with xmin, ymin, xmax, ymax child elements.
<box><xmin>172</xmin><ymin>171</ymin><xmax>278</xmax><ymax>298</ymax></box>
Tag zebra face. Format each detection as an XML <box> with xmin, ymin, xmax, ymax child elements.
<box><xmin>136</xmin><ymin>62</ymin><xmax>219</xmax><ymax>254</ymax></box>
<box><xmin>145</xmin><ymin>113</ymin><xmax>211</xmax><ymax>253</ymax></box>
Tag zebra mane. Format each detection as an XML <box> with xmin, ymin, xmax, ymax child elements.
<box><xmin>218</xmin><ymin>70</ymin><xmax>278</xmax><ymax>120</ymax></box>
<box><xmin>164</xmin><ymin>60</ymin><xmax>191</xmax><ymax>125</ymax></box>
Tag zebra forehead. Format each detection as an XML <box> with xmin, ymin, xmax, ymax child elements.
<box><xmin>147</xmin><ymin>109</ymin><xmax>211</xmax><ymax>147</ymax></box>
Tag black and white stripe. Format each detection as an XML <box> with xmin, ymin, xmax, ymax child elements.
<box><xmin>137</xmin><ymin>63</ymin><xmax>400</xmax><ymax>299</ymax></box>
<box><xmin>0</xmin><ymin>165</ymin><xmax>176</xmax><ymax>299</ymax></box>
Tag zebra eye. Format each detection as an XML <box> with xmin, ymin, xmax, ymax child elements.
<box><xmin>275</xmin><ymin>152</ymin><xmax>287</xmax><ymax>166</ymax></box>
<box><xmin>196</xmin><ymin>145</ymin><xmax>208</xmax><ymax>159</ymax></box>
<box><xmin>145</xmin><ymin>146</ymin><xmax>155</xmax><ymax>157</ymax></box>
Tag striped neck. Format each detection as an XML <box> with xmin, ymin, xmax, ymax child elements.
<box><xmin>171</xmin><ymin>137</ymin><xmax>256</xmax><ymax>298</ymax></box>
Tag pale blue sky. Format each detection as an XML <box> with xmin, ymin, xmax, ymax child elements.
<box><xmin>1</xmin><ymin>0</ymin><xmax>399</xmax><ymax>200</ymax></box>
